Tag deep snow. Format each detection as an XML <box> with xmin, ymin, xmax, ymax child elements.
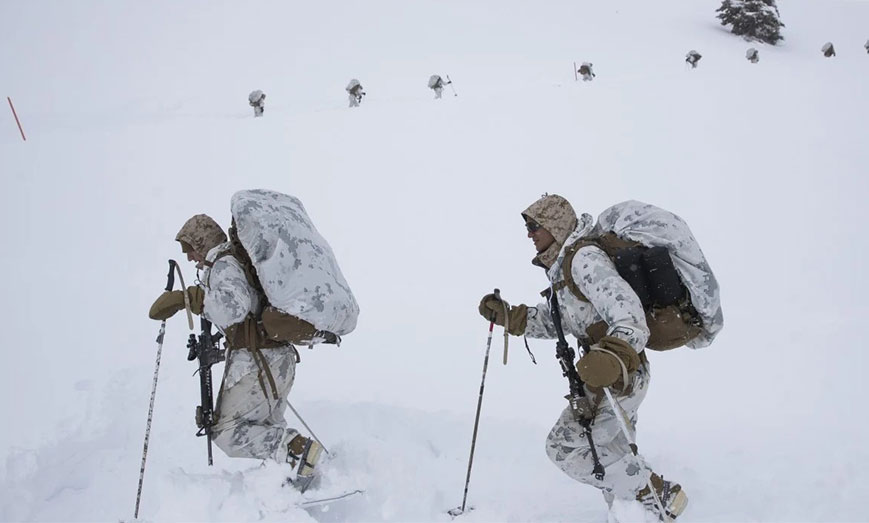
<box><xmin>1</xmin><ymin>0</ymin><xmax>868</xmax><ymax>521</ymax></box>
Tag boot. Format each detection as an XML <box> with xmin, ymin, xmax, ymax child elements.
<box><xmin>285</xmin><ymin>434</ymin><xmax>323</xmax><ymax>493</ymax></box>
<box><xmin>635</xmin><ymin>473</ymin><xmax>688</xmax><ymax>520</ymax></box>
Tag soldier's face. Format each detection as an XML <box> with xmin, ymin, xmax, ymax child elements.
<box><xmin>186</xmin><ymin>251</ymin><xmax>205</xmax><ymax>263</ymax></box>
<box><xmin>527</xmin><ymin>224</ymin><xmax>556</xmax><ymax>253</ymax></box>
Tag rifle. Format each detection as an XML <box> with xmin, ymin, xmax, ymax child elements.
<box><xmin>548</xmin><ymin>288</ymin><xmax>605</xmax><ymax>480</ymax></box>
<box><xmin>186</xmin><ymin>317</ymin><xmax>225</xmax><ymax>466</ymax></box>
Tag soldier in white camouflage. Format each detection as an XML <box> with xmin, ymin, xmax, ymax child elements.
<box><xmin>249</xmin><ymin>90</ymin><xmax>266</xmax><ymax>117</ymax></box>
<box><xmin>428</xmin><ymin>74</ymin><xmax>451</xmax><ymax>99</ymax></box>
<box><xmin>346</xmin><ymin>79</ymin><xmax>365</xmax><ymax>107</ymax></box>
<box><xmin>685</xmin><ymin>50</ymin><xmax>702</xmax><ymax>68</ymax></box>
<box><xmin>478</xmin><ymin>194</ymin><xmax>689</xmax><ymax>520</ymax></box>
<box><xmin>578</xmin><ymin>62</ymin><xmax>596</xmax><ymax>81</ymax></box>
<box><xmin>148</xmin><ymin>214</ymin><xmax>323</xmax><ymax>491</ymax></box>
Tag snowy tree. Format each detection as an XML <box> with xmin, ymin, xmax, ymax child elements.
<box><xmin>716</xmin><ymin>0</ymin><xmax>785</xmax><ymax>45</ymax></box>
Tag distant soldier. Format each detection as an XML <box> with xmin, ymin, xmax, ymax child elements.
<box><xmin>746</xmin><ymin>48</ymin><xmax>759</xmax><ymax>64</ymax></box>
<box><xmin>427</xmin><ymin>74</ymin><xmax>452</xmax><ymax>99</ymax></box>
<box><xmin>578</xmin><ymin>62</ymin><xmax>596</xmax><ymax>81</ymax></box>
<box><xmin>685</xmin><ymin>50</ymin><xmax>702</xmax><ymax>69</ymax></box>
<box><xmin>864</xmin><ymin>39</ymin><xmax>868</xmax><ymax>54</ymax></box>
<box><xmin>346</xmin><ymin>79</ymin><xmax>366</xmax><ymax>108</ymax></box>
<box><xmin>248</xmin><ymin>90</ymin><xmax>266</xmax><ymax>117</ymax></box>
<box><xmin>822</xmin><ymin>42</ymin><xmax>836</xmax><ymax>58</ymax></box>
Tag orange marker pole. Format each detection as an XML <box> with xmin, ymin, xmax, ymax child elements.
<box><xmin>7</xmin><ymin>97</ymin><xmax>26</xmax><ymax>141</ymax></box>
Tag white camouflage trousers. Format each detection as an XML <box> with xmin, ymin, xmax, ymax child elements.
<box><xmin>212</xmin><ymin>347</ymin><xmax>299</xmax><ymax>464</ymax></box>
<box><xmin>545</xmin><ymin>359</ymin><xmax>653</xmax><ymax>500</ymax></box>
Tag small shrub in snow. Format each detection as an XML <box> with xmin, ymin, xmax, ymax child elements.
<box><xmin>717</xmin><ymin>0</ymin><xmax>785</xmax><ymax>45</ymax></box>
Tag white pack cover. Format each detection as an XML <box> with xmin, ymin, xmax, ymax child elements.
<box><xmin>593</xmin><ymin>200</ymin><xmax>723</xmax><ymax>348</ymax></box>
<box><xmin>821</xmin><ymin>42</ymin><xmax>834</xmax><ymax>53</ymax></box>
<box><xmin>230</xmin><ymin>189</ymin><xmax>359</xmax><ymax>336</ymax></box>
<box><xmin>248</xmin><ymin>90</ymin><xmax>264</xmax><ymax>103</ymax></box>
<box><xmin>427</xmin><ymin>75</ymin><xmax>441</xmax><ymax>88</ymax></box>
<box><xmin>346</xmin><ymin>79</ymin><xmax>361</xmax><ymax>92</ymax></box>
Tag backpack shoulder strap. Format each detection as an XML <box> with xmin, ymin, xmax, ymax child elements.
<box><xmin>201</xmin><ymin>222</ymin><xmax>270</xmax><ymax>315</ymax></box>
<box><xmin>559</xmin><ymin>239</ymin><xmax>593</xmax><ymax>302</ymax></box>
<box><xmin>226</xmin><ymin>224</ymin><xmax>271</xmax><ymax>310</ymax></box>
<box><xmin>204</xmin><ymin>245</ymin><xmax>232</xmax><ymax>289</ymax></box>
<box><xmin>560</xmin><ymin>232</ymin><xmax>645</xmax><ymax>303</ymax></box>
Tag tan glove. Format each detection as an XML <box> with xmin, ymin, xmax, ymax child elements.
<box><xmin>576</xmin><ymin>336</ymin><xmax>641</xmax><ymax>389</ymax></box>
<box><xmin>477</xmin><ymin>293</ymin><xmax>528</xmax><ymax>336</ymax></box>
<box><xmin>148</xmin><ymin>286</ymin><xmax>204</xmax><ymax>320</ymax></box>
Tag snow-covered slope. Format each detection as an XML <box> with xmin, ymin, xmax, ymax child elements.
<box><xmin>1</xmin><ymin>0</ymin><xmax>867</xmax><ymax>521</ymax></box>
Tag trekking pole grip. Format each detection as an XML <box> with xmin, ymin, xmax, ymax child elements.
<box><xmin>489</xmin><ymin>288</ymin><xmax>500</xmax><ymax>323</ymax></box>
<box><xmin>167</xmin><ymin>259</ymin><xmax>195</xmax><ymax>331</ymax></box>
<box><xmin>166</xmin><ymin>260</ymin><xmax>177</xmax><ymax>292</ymax></box>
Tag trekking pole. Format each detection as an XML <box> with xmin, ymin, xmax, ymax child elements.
<box><xmin>448</xmin><ymin>288</ymin><xmax>499</xmax><ymax>517</ymax></box>
<box><xmin>7</xmin><ymin>97</ymin><xmax>26</xmax><ymax>142</ymax></box>
<box><xmin>134</xmin><ymin>260</ymin><xmax>177</xmax><ymax>520</ymax></box>
<box><xmin>446</xmin><ymin>75</ymin><xmax>458</xmax><ymax>97</ymax></box>
<box><xmin>171</xmin><ymin>261</ymin><xmax>195</xmax><ymax>331</ymax></box>
<box><xmin>288</xmin><ymin>401</ymin><xmax>330</xmax><ymax>456</ymax></box>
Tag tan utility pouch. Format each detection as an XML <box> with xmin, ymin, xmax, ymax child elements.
<box><xmin>645</xmin><ymin>305</ymin><xmax>703</xmax><ymax>351</ymax></box>
<box><xmin>585</xmin><ymin>305</ymin><xmax>702</xmax><ymax>352</ymax></box>
<box><xmin>223</xmin><ymin>315</ymin><xmax>284</xmax><ymax>351</ymax></box>
<box><xmin>261</xmin><ymin>307</ymin><xmax>321</xmax><ymax>345</ymax></box>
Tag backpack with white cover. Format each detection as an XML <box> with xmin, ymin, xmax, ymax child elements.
<box><xmin>427</xmin><ymin>75</ymin><xmax>442</xmax><ymax>89</ymax></box>
<box><xmin>346</xmin><ymin>79</ymin><xmax>361</xmax><ymax>93</ymax></box>
<box><xmin>562</xmin><ymin>200</ymin><xmax>722</xmax><ymax>350</ymax></box>
<box><xmin>230</xmin><ymin>189</ymin><xmax>359</xmax><ymax>337</ymax></box>
<box><xmin>248</xmin><ymin>90</ymin><xmax>264</xmax><ymax>104</ymax></box>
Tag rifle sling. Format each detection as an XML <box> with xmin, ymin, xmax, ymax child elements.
<box><xmin>247</xmin><ymin>315</ymin><xmax>280</xmax><ymax>401</ymax></box>
<box><xmin>548</xmin><ymin>289</ymin><xmax>589</xmax><ymax>398</ymax></box>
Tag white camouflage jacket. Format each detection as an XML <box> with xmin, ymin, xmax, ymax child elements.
<box><xmin>199</xmin><ymin>243</ymin><xmax>286</xmax><ymax>389</ymax></box>
<box><xmin>200</xmin><ymin>242</ymin><xmax>262</xmax><ymax>330</ymax></box>
<box><xmin>524</xmin><ymin>213</ymin><xmax>649</xmax><ymax>354</ymax></box>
